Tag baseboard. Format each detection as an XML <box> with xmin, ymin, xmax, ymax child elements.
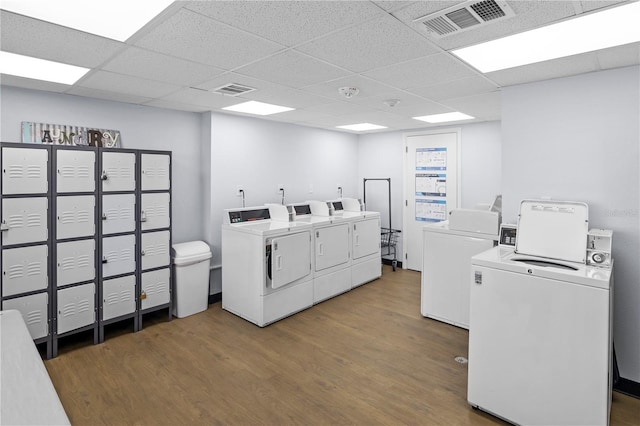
<box><xmin>208</xmin><ymin>293</ymin><xmax>221</xmax><ymax>304</ymax></box>
<box><xmin>382</xmin><ymin>258</ymin><xmax>403</xmax><ymax>268</ymax></box>
<box><xmin>614</xmin><ymin>378</ymin><xmax>640</xmax><ymax>399</ymax></box>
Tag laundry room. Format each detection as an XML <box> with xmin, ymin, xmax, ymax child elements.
<box><xmin>1</xmin><ymin>1</ymin><xmax>639</xmax><ymax>425</ymax></box>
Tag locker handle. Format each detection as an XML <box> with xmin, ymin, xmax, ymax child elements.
<box><xmin>141</xmin><ymin>250</ymin><xmax>146</xmax><ymax>256</ymax></box>
<box><xmin>102</xmin><ymin>257</ymin><xmax>108</xmax><ymax>264</ymax></box>
<box><xmin>140</xmin><ymin>210</ymin><xmax>147</xmax><ymax>222</ymax></box>
<box><xmin>319</xmin><ymin>243</ymin><xmax>324</xmax><ymax>256</ymax></box>
<box><xmin>140</xmin><ymin>291</ymin><xmax>147</xmax><ymax>300</ymax></box>
<box><xmin>101</xmin><ymin>213</ymin><xmax>107</xmax><ymax>221</ymax></box>
<box><xmin>0</xmin><ymin>220</ymin><xmax>8</xmax><ymax>232</ymax></box>
<box><xmin>100</xmin><ymin>170</ymin><xmax>108</xmax><ymax>180</ymax></box>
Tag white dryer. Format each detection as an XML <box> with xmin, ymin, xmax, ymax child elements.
<box><xmin>468</xmin><ymin>200</ymin><xmax>614</xmax><ymax>426</ymax></box>
<box><xmin>295</xmin><ymin>201</ymin><xmax>351</xmax><ymax>304</ymax></box>
<box><xmin>221</xmin><ymin>205</ymin><xmax>313</xmax><ymax>327</ymax></box>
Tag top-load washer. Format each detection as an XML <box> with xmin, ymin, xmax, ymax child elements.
<box><xmin>329</xmin><ymin>198</ymin><xmax>381</xmax><ymax>288</ymax></box>
<box><xmin>221</xmin><ymin>205</ymin><xmax>313</xmax><ymax>327</ymax></box>
<box><xmin>468</xmin><ymin>200</ymin><xmax>614</xmax><ymax>426</ymax></box>
<box><xmin>293</xmin><ymin>201</ymin><xmax>352</xmax><ymax>303</ymax></box>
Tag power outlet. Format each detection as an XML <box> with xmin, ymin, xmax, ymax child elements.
<box><xmin>236</xmin><ymin>185</ymin><xmax>244</xmax><ymax>196</ymax></box>
<box><xmin>277</xmin><ymin>184</ymin><xmax>284</xmax><ymax>192</ymax></box>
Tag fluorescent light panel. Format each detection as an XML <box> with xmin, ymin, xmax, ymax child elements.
<box><xmin>0</xmin><ymin>51</ymin><xmax>89</xmax><ymax>85</ymax></box>
<box><xmin>0</xmin><ymin>0</ymin><xmax>174</xmax><ymax>42</ymax></box>
<box><xmin>223</xmin><ymin>101</ymin><xmax>295</xmax><ymax>116</ymax></box>
<box><xmin>336</xmin><ymin>123</ymin><xmax>388</xmax><ymax>131</ymax></box>
<box><xmin>413</xmin><ymin>112</ymin><xmax>474</xmax><ymax>123</ymax></box>
<box><xmin>452</xmin><ymin>2</ymin><xmax>640</xmax><ymax>73</ymax></box>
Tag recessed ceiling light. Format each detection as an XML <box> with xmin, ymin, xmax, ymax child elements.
<box><xmin>0</xmin><ymin>51</ymin><xmax>90</xmax><ymax>85</ymax></box>
<box><xmin>336</xmin><ymin>123</ymin><xmax>388</xmax><ymax>131</ymax></box>
<box><xmin>413</xmin><ymin>112</ymin><xmax>474</xmax><ymax>123</ymax></box>
<box><xmin>0</xmin><ymin>0</ymin><xmax>174</xmax><ymax>42</ymax></box>
<box><xmin>452</xmin><ymin>1</ymin><xmax>640</xmax><ymax>73</ymax></box>
<box><xmin>222</xmin><ymin>101</ymin><xmax>295</xmax><ymax>116</ymax></box>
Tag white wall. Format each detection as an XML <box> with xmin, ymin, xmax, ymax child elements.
<box><xmin>501</xmin><ymin>65</ymin><xmax>640</xmax><ymax>382</ymax></box>
<box><xmin>357</xmin><ymin>121</ymin><xmax>503</xmax><ymax>259</ymax></box>
<box><xmin>206</xmin><ymin>112</ymin><xmax>359</xmax><ymax>292</ymax></box>
<box><xmin>0</xmin><ymin>86</ymin><xmax>205</xmax><ymax>243</ymax></box>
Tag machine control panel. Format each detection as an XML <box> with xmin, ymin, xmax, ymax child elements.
<box><xmin>499</xmin><ymin>224</ymin><xmax>517</xmax><ymax>247</ymax></box>
<box><xmin>586</xmin><ymin>229</ymin><xmax>612</xmax><ymax>268</ymax></box>
<box><xmin>228</xmin><ymin>208</ymin><xmax>270</xmax><ymax>224</ymax></box>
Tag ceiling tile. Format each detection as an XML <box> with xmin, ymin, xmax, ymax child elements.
<box><xmin>135</xmin><ymin>9</ymin><xmax>284</xmax><ymax>70</ymax></box>
<box><xmin>185</xmin><ymin>1</ymin><xmax>383</xmax><ymax>47</ymax></box>
<box><xmin>158</xmin><ymin>87</ymin><xmax>242</xmax><ymax>109</ymax></box>
<box><xmin>596</xmin><ymin>42</ymin><xmax>640</xmax><ymax>70</ymax></box>
<box><xmin>348</xmin><ymin>91</ymin><xmax>440</xmax><ymax>111</ymax></box>
<box><xmin>409</xmin><ymin>76</ymin><xmax>499</xmax><ymax>101</ymax></box>
<box><xmin>486</xmin><ymin>53</ymin><xmax>600</xmax><ymax>87</ymax></box>
<box><xmin>236</xmin><ymin>86</ymin><xmax>334</xmax><ymax>109</ymax></box>
<box><xmin>301</xmin><ymin>75</ymin><xmax>398</xmax><ymax>102</ymax></box>
<box><xmin>234</xmin><ymin>50</ymin><xmax>351</xmax><ymax>89</ymax></box>
<box><xmin>441</xmin><ymin>92</ymin><xmax>502</xmax><ymax>120</ymax></box>
<box><xmin>580</xmin><ymin>0</ymin><xmax>629</xmax><ymax>13</ymax></box>
<box><xmin>372</xmin><ymin>1</ymin><xmax>418</xmax><ymax>13</ymax></box>
<box><xmin>304</xmin><ymin>101</ymin><xmax>371</xmax><ymax>117</ymax></box>
<box><xmin>78</xmin><ymin>70</ymin><xmax>180</xmax><ymax>98</ymax></box>
<box><xmin>0</xmin><ymin>11</ymin><xmax>123</xmax><ymax>68</ymax></box>
<box><xmin>143</xmin><ymin>99</ymin><xmax>211</xmax><ymax>113</ymax></box>
<box><xmin>66</xmin><ymin>86</ymin><xmax>153</xmax><ymax>105</ymax></box>
<box><xmin>364</xmin><ymin>53</ymin><xmax>478</xmax><ymax>89</ymax></box>
<box><xmin>102</xmin><ymin>47</ymin><xmax>224</xmax><ymax>86</ymax></box>
<box><xmin>295</xmin><ymin>13</ymin><xmax>440</xmax><ymax>73</ymax></box>
<box><xmin>0</xmin><ymin>74</ymin><xmax>70</xmax><ymax>94</ymax></box>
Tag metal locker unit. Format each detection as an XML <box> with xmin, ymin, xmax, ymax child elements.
<box><xmin>137</xmin><ymin>150</ymin><xmax>172</xmax><ymax>329</ymax></box>
<box><xmin>102</xmin><ymin>194</ymin><xmax>135</xmax><ymax>235</ymax></box>
<box><xmin>1</xmin><ymin>146</ymin><xmax>48</xmax><ymax>194</ymax></box>
<box><xmin>1</xmin><ymin>142</ymin><xmax>53</xmax><ymax>358</ymax></box>
<box><xmin>141</xmin><ymin>153</ymin><xmax>170</xmax><ymax>191</ymax></box>
<box><xmin>1</xmin><ymin>197</ymin><xmax>49</xmax><ymax>246</ymax></box>
<box><xmin>140</xmin><ymin>193</ymin><xmax>170</xmax><ymax>230</ymax></box>
<box><xmin>56</xmin><ymin>240</ymin><xmax>96</xmax><ymax>287</ymax></box>
<box><xmin>102</xmin><ymin>275</ymin><xmax>135</xmax><ymax>321</ymax></box>
<box><xmin>141</xmin><ymin>268</ymin><xmax>170</xmax><ymax>310</ymax></box>
<box><xmin>102</xmin><ymin>234</ymin><xmax>136</xmax><ymax>278</ymax></box>
<box><xmin>1</xmin><ymin>245</ymin><xmax>48</xmax><ymax>296</ymax></box>
<box><xmin>56</xmin><ymin>149</ymin><xmax>95</xmax><ymax>193</ymax></box>
<box><xmin>56</xmin><ymin>283</ymin><xmax>95</xmax><ymax>335</ymax></box>
<box><xmin>141</xmin><ymin>230</ymin><xmax>170</xmax><ymax>271</ymax></box>
<box><xmin>101</xmin><ymin>151</ymin><xmax>135</xmax><ymax>192</ymax></box>
<box><xmin>56</xmin><ymin>195</ymin><xmax>95</xmax><ymax>239</ymax></box>
<box><xmin>2</xmin><ymin>292</ymin><xmax>49</xmax><ymax>340</ymax></box>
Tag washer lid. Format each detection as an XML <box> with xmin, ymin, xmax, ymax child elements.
<box><xmin>515</xmin><ymin>200</ymin><xmax>588</xmax><ymax>263</ymax></box>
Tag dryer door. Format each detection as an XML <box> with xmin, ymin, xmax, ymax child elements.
<box><xmin>353</xmin><ymin>218</ymin><xmax>380</xmax><ymax>259</ymax></box>
<box><xmin>315</xmin><ymin>223</ymin><xmax>350</xmax><ymax>271</ymax></box>
<box><xmin>270</xmin><ymin>231</ymin><xmax>311</xmax><ymax>289</ymax></box>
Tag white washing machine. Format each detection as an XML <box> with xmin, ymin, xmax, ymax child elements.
<box><xmin>221</xmin><ymin>205</ymin><xmax>313</xmax><ymax>327</ymax></box>
<box><xmin>338</xmin><ymin>199</ymin><xmax>381</xmax><ymax>288</ymax></box>
<box><xmin>421</xmin><ymin>209</ymin><xmax>499</xmax><ymax>329</ymax></box>
<box><xmin>468</xmin><ymin>200</ymin><xmax>614</xmax><ymax>426</ymax></box>
<box><xmin>295</xmin><ymin>201</ymin><xmax>352</xmax><ymax>304</ymax></box>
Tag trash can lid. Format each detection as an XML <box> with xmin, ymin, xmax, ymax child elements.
<box><xmin>172</xmin><ymin>241</ymin><xmax>212</xmax><ymax>265</ymax></box>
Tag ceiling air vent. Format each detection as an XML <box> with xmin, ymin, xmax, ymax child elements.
<box><xmin>415</xmin><ymin>0</ymin><xmax>515</xmax><ymax>38</ymax></box>
<box><xmin>212</xmin><ymin>83</ymin><xmax>256</xmax><ymax>96</ymax></box>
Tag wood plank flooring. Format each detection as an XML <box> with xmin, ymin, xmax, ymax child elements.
<box><xmin>44</xmin><ymin>266</ymin><xmax>640</xmax><ymax>425</ymax></box>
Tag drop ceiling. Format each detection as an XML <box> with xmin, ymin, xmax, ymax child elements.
<box><xmin>1</xmin><ymin>0</ymin><xmax>638</xmax><ymax>134</ymax></box>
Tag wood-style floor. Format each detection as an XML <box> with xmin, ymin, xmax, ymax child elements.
<box><xmin>44</xmin><ymin>266</ymin><xmax>639</xmax><ymax>425</ymax></box>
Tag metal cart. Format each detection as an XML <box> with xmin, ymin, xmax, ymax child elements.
<box><xmin>363</xmin><ymin>178</ymin><xmax>401</xmax><ymax>271</ymax></box>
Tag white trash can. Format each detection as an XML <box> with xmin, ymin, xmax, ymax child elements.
<box><xmin>172</xmin><ymin>241</ymin><xmax>212</xmax><ymax>318</ymax></box>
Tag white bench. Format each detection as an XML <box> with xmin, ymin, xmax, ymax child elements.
<box><xmin>0</xmin><ymin>310</ymin><xmax>70</xmax><ymax>425</ymax></box>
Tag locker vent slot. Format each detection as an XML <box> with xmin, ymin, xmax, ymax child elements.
<box><xmin>60</xmin><ymin>254</ymin><xmax>91</xmax><ymax>270</ymax></box>
<box><xmin>146</xmin><ymin>280</ymin><xmax>167</xmax><ymax>296</ymax></box>
<box><xmin>144</xmin><ymin>167</ymin><xmax>168</xmax><ymax>178</ymax></box>
<box><xmin>25</xmin><ymin>310</ymin><xmax>43</xmax><ymax>325</ymax></box>
<box><xmin>144</xmin><ymin>243</ymin><xmax>168</xmax><ymax>257</ymax></box>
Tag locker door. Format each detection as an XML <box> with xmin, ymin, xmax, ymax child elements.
<box><xmin>141</xmin><ymin>268</ymin><xmax>170</xmax><ymax>310</ymax></box>
<box><xmin>57</xmin><ymin>283</ymin><xmax>95</xmax><ymax>334</ymax></box>
<box><xmin>141</xmin><ymin>153</ymin><xmax>170</xmax><ymax>191</ymax></box>
<box><xmin>2</xmin><ymin>292</ymin><xmax>49</xmax><ymax>339</ymax></box>
<box><xmin>141</xmin><ymin>230</ymin><xmax>170</xmax><ymax>270</ymax></box>
<box><xmin>56</xmin><ymin>149</ymin><xmax>95</xmax><ymax>193</ymax></box>
<box><xmin>56</xmin><ymin>240</ymin><xmax>95</xmax><ymax>286</ymax></box>
<box><xmin>56</xmin><ymin>195</ymin><xmax>95</xmax><ymax>239</ymax></box>
<box><xmin>270</xmin><ymin>231</ymin><xmax>311</xmax><ymax>289</ymax></box>
<box><xmin>102</xmin><ymin>194</ymin><xmax>135</xmax><ymax>235</ymax></box>
<box><xmin>2</xmin><ymin>245</ymin><xmax>48</xmax><ymax>296</ymax></box>
<box><xmin>352</xmin><ymin>218</ymin><xmax>380</xmax><ymax>259</ymax></box>
<box><xmin>1</xmin><ymin>197</ymin><xmax>48</xmax><ymax>245</ymax></box>
<box><xmin>315</xmin><ymin>223</ymin><xmax>350</xmax><ymax>272</ymax></box>
<box><xmin>101</xmin><ymin>152</ymin><xmax>135</xmax><ymax>192</ymax></box>
<box><xmin>1</xmin><ymin>147</ymin><xmax>48</xmax><ymax>194</ymax></box>
<box><xmin>102</xmin><ymin>275</ymin><xmax>135</xmax><ymax>320</ymax></box>
<box><xmin>102</xmin><ymin>234</ymin><xmax>135</xmax><ymax>277</ymax></box>
<box><xmin>141</xmin><ymin>193</ymin><xmax>170</xmax><ymax>230</ymax></box>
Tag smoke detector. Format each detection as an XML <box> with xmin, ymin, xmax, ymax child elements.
<box><xmin>338</xmin><ymin>87</ymin><xmax>359</xmax><ymax>98</ymax></box>
<box><xmin>414</xmin><ymin>0</ymin><xmax>515</xmax><ymax>38</ymax></box>
<box><xmin>383</xmin><ymin>99</ymin><xmax>401</xmax><ymax>107</ymax></box>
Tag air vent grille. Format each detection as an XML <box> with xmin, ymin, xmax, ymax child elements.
<box><xmin>415</xmin><ymin>0</ymin><xmax>515</xmax><ymax>38</ymax></box>
<box><xmin>213</xmin><ymin>83</ymin><xmax>256</xmax><ymax>96</ymax></box>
